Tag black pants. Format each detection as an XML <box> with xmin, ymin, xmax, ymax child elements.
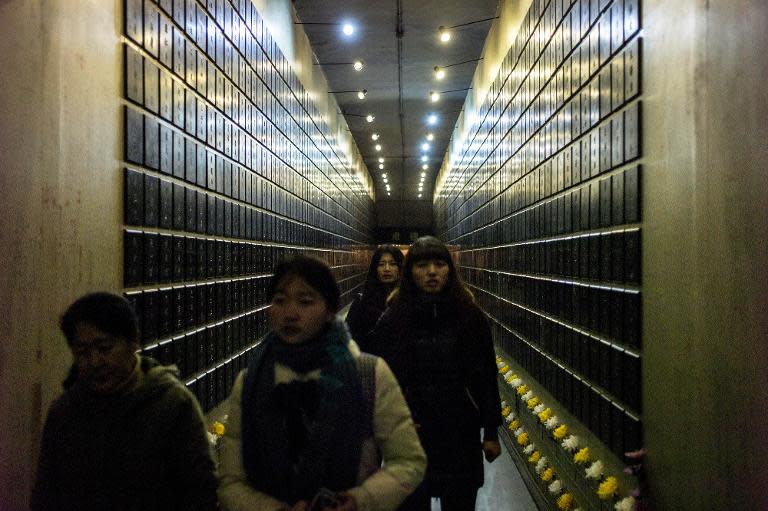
<box><xmin>399</xmin><ymin>483</ymin><xmax>478</xmax><ymax>511</ymax></box>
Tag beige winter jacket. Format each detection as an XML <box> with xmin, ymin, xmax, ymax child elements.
<box><xmin>217</xmin><ymin>340</ymin><xmax>427</xmax><ymax>511</ymax></box>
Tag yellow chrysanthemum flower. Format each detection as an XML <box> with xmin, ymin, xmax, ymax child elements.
<box><xmin>538</xmin><ymin>408</ymin><xmax>552</xmax><ymax>423</ymax></box>
<box><xmin>499</xmin><ymin>365</ymin><xmax>509</xmax><ymax>374</ymax></box>
<box><xmin>557</xmin><ymin>493</ymin><xmax>574</xmax><ymax>510</ymax></box>
<box><xmin>541</xmin><ymin>467</ymin><xmax>554</xmax><ymax>482</ymax></box>
<box><xmin>516</xmin><ymin>384</ymin><xmax>529</xmax><ymax>395</ymax></box>
<box><xmin>526</xmin><ymin>397</ymin><xmax>540</xmax><ymax>409</ymax></box>
<box><xmin>553</xmin><ymin>424</ymin><xmax>569</xmax><ymax>440</ymax></box>
<box><xmin>501</xmin><ymin>406</ymin><xmax>512</xmax><ymax>417</ymax></box>
<box><xmin>597</xmin><ymin>476</ymin><xmax>619</xmax><ymax>500</ymax></box>
<box><xmin>212</xmin><ymin>422</ymin><xmax>225</xmax><ymax>436</ymax></box>
<box><xmin>517</xmin><ymin>432</ymin><xmax>529</xmax><ymax>445</ymax></box>
<box><xmin>573</xmin><ymin>447</ymin><xmax>591</xmax><ymax>465</ymax></box>
<box><xmin>528</xmin><ymin>451</ymin><xmax>541</xmax><ymax>463</ymax></box>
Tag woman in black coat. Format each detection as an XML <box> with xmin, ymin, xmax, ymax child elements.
<box><xmin>367</xmin><ymin>236</ymin><xmax>502</xmax><ymax>511</ymax></box>
<box><xmin>345</xmin><ymin>245</ymin><xmax>404</xmax><ymax>350</ymax></box>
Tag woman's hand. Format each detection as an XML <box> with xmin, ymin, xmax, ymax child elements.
<box><xmin>482</xmin><ymin>440</ymin><xmax>501</xmax><ymax>462</ymax></box>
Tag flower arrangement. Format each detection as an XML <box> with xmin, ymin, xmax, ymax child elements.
<box><xmin>523</xmin><ymin>443</ymin><xmax>536</xmax><ymax>455</ymax></box>
<box><xmin>501</xmin><ymin>406</ymin><xmax>512</xmax><ymax>417</ymax></box>
<box><xmin>510</xmin><ymin>378</ymin><xmax>523</xmax><ymax>387</ymax></box>
<box><xmin>541</xmin><ymin>467</ymin><xmax>554</xmax><ymax>482</ymax></box>
<box><xmin>548</xmin><ymin>480</ymin><xmax>562</xmax><ymax>494</ymax></box>
<box><xmin>585</xmin><ymin>460</ymin><xmax>605</xmax><ymax>479</ymax></box>
<box><xmin>562</xmin><ymin>435</ymin><xmax>579</xmax><ymax>451</ymax></box>
<box><xmin>573</xmin><ymin>447</ymin><xmax>591</xmax><ymax>465</ymax></box>
<box><xmin>517</xmin><ymin>432</ymin><xmax>529</xmax><ymax>445</ymax></box>
<box><xmin>522</xmin><ymin>390</ymin><xmax>534</xmax><ymax>401</ymax></box>
<box><xmin>516</xmin><ymin>384</ymin><xmax>529</xmax><ymax>395</ymax></box>
<box><xmin>508</xmin><ymin>419</ymin><xmax>520</xmax><ymax>430</ymax></box>
<box><xmin>556</xmin><ymin>493</ymin><xmax>574</xmax><ymax>510</ymax></box>
<box><xmin>545</xmin><ymin>416</ymin><xmax>559</xmax><ymax>430</ymax></box>
<box><xmin>527</xmin><ymin>397</ymin><xmax>540</xmax><ymax>409</ymax></box>
<box><xmin>538</xmin><ymin>408</ymin><xmax>552</xmax><ymax>423</ymax></box>
<box><xmin>207</xmin><ymin>419</ymin><xmax>227</xmax><ymax>447</ymax></box>
<box><xmin>535</xmin><ymin>456</ymin><xmax>548</xmax><ymax>474</ymax></box>
<box><xmin>615</xmin><ymin>496</ymin><xmax>636</xmax><ymax>511</ymax></box>
<box><xmin>597</xmin><ymin>476</ymin><xmax>619</xmax><ymax>500</ymax></box>
<box><xmin>553</xmin><ymin>424</ymin><xmax>569</xmax><ymax>440</ymax></box>
<box><xmin>528</xmin><ymin>451</ymin><xmax>541</xmax><ymax>463</ymax></box>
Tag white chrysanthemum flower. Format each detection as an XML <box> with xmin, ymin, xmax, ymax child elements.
<box><xmin>615</xmin><ymin>496</ymin><xmax>635</xmax><ymax>511</ymax></box>
<box><xmin>501</xmin><ymin>400</ymin><xmax>508</xmax><ymax>408</ymax></box>
<box><xmin>510</xmin><ymin>378</ymin><xmax>523</xmax><ymax>387</ymax></box>
<box><xmin>562</xmin><ymin>435</ymin><xmax>579</xmax><ymax>451</ymax></box>
<box><xmin>504</xmin><ymin>370</ymin><xmax>515</xmax><ymax>378</ymax></box>
<box><xmin>548</xmin><ymin>480</ymin><xmax>562</xmax><ymax>494</ymax></box>
<box><xmin>535</xmin><ymin>457</ymin><xmax>547</xmax><ymax>474</ymax></box>
<box><xmin>545</xmin><ymin>416</ymin><xmax>559</xmax><ymax>430</ymax></box>
<box><xmin>585</xmin><ymin>460</ymin><xmax>605</xmax><ymax>479</ymax></box>
<box><xmin>505</xmin><ymin>413</ymin><xmax>516</xmax><ymax>423</ymax></box>
<box><xmin>514</xmin><ymin>427</ymin><xmax>525</xmax><ymax>437</ymax></box>
<box><xmin>206</xmin><ymin>432</ymin><xmax>219</xmax><ymax>446</ymax></box>
<box><xmin>533</xmin><ymin>403</ymin><xmax>546</xmax><ymax>414</ymax></box>
<box><xmin>522</xmin><ymin>391</ymin><xmax>534</xmax><ymax>401</ymax></box>
<box><xmin>523</xmin><ymin>443</ymin><xmax>536</xmax><ymax>454</ymax></box>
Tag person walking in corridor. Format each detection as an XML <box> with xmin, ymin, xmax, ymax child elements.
<box><xmin>368</xmin><ymin>236</ymin><xmax>502</xmax><ymax>511</ymax></box>
<box><xmin>217</xmin><ymin>255</ymin><xmax>426</xmax><ymax>511</ymax></box>
<box><xmin>31</xmin><ymin>292</ymin><xmax>218</xmax><ymax>511</ymax></box>
<box><xmin>345</xmin><ymin>245</ymin><xmax>405</xmax><ymax>351</ymax></box>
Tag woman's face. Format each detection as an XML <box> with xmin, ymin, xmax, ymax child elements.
<box><xmin>268</xmin><ymin>275</ymin><xmax>334</xmax><ymax>344</ymax></box>
<box><xmin>412</xmin><ymin>258</ymin><xmax>450</xmax><ymax>294</ymax></box>
<box><xmin>376</xmin><ymin>253</ymin><xmax>400</xmax><ymax>284</ymax></box>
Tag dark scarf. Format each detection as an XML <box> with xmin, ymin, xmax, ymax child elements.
<box><xmin>241</xmin><ymin>319</ymin><xmax>365</xmax><ymax>504</ymax></box>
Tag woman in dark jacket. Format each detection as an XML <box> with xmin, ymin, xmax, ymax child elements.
<box><xmin>345</xmin><ymin>245</ymin><xmax>404</xmax><ymax>350</ymax></box>
<box><xmin>368</xmin><ymin>236</ymin><xmax>502</xmax><ymax>511</ymax></box>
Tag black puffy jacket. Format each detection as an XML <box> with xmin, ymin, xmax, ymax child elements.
<box><xmin>367</xmin><ymin>294</ymin><xmax>501</xmax><ymax>494</ymax></box>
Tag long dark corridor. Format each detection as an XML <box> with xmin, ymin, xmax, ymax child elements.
<box><xmin>1</xmin><ymin>0</ymin><xmax>767</xmax><ymax>510</ymax></box>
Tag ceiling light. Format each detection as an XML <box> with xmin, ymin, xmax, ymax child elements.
<box><xmin>438</xmin><ymin>26</ymin><xmax>451</xmax><ymax>42</ymax></box>
<box><xmin>387</xmin><ymin>192</ymin><xmax>391</xmax><ymax>196</ymax></box>
<box><xmin>378</xmin><ymin>163</ymin><xmax>384</xmax><ymax>169</ymax></box>
<box><xmin>421</xmin><ymin>171</ymin><xmax>426</xmax><ymax>177</ymax></box>
<box><xmin>378</xmin><ymin>157</ymin><xmax>384</xmax><ymax>163</ymax></box>
<box><xmin>342</xmin><ymin>23</ymin><xmax>355</xmax><ymax>36</ymax></box>
<box><xmin>418</xmin><ymin>193</ymin><xmax>423</xmax><ymax>198</ymax></box>
<box><xmin>430</xmin><ymin>91</ymin><xmax>440</xmax><ymax>102</ymax></box>
<box><xmin>434</xmin><ymin>66</ymin><xmax>445</xmax><ymax>80</ymax></box>
<box><xmin>357</xmin><ymin>89</ymin><xmax>367</xmax><ymax>100</ymax></box>
<box><xmin>426</xmin><ymin>133</ymin><xmax>434</xmax><ymax>141</ymax></box>
<box><xmin>421</xmin><ymin>142</ymin><xmax>430</xmax><ymax>151</ymax></box>
<box><xmin>421</xmin><ymin>155</ymin><xmax>428</xmax><ymax>162</ymax></box>
<box><xmin>375</xmin><ymin>144</ymin><xmax>382</xmax><ymax>151</ymax></box>
<box><xmin>382</xmin><ymin>173</ymin><xmax>387</xmax><ymax>178</ymax></box>
<box><xmin>371</xmin><ymin>133</ymin><xmax>379</xmax><ymax>141</ymax></box>
<box><xmin>366</xmin><ymin>114</ymin><xmax>375</xmax><ymax>122</ymax></box>
<box><xmin>353</xmin><ymin>60</ymin><xmax>364</xmax><ymax>71</ymax></box>
<box><xmin>427</xmin><ymin>114</ymin><xmax>438</xmax><ymax>125</ymax></box>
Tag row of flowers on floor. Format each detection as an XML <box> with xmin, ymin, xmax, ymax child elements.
<box><xmin>496</xmin><ymin>355</ymin><xmax>637</xmax><ymax>511</ymax></box>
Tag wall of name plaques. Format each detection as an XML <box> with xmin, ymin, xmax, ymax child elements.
<box><xmin>435</xmin><ymin>0</ymin><xmax>642</xmax><ymax>460</ymax></box>
<box><xmin>122</xmin><ymin>0</ymin><xmax>374</xmax><ymax>412</ymax></box>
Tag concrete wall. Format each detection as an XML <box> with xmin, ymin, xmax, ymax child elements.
<box><xmin>0</xmin><ymin>1</ymin><xmax>123</xmax><ymax>508</ymax></box>
<box><xmin>642</xmin><ymin>0</ymin><xmax>768</xmax><ymax>508</ymax></box>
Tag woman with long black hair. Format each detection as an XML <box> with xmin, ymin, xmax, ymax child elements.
<box><xmin>368</xmin><ymin>237</ymin><xmax>502</xmax><ymax>511</ymax></box>
<box><xmin>345</xmin><ymin>245</ymin><xmax>405</xmax><ymax>350</ymax></box>
<box><xmin>218</xmin><ymin>255</ymin><xmax>426</xmax><ymax>511</ymax></box>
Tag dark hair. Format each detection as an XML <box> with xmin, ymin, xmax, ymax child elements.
<box><xmin>268</xmin><ymin>255</ymin><xmax>341</xmax><ymax>312</ymax></box>
<box><xmin>60</xmin><ymin>292</ymin><xmax>140</xmax><ymax>346</ymax></box>
<box><xmin>364</xmin><ymin>245</ymin><xmax>405</xmax><ymax>288</ymax></box>
<box><xmin>391</xmin><ymin>236</ymin><xmax>474</xmax><ymax>306</ymax></box>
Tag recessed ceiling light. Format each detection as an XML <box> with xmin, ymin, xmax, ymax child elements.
<box><xmin>430</xmin><ymin>91</ymin><xmax>440</xmax><ymax>102</ymax></box>
<box><xmin>357</xmin><ymin>89</ymin><xmax>367</xmax><ymax>100</ymax></box>
<box><xmin>378</xmin><ymin>157</ymin><xmax>384</xmax><ymax>163</ymax></box>
<box><xmin>421</xmin><ymin>171</ymin><xmax>426</xmax><ymax>177</ymax></box>
<box><xmin>422</xmin><ymin>164</ymin><xmax>428</xmax><ymax>170</ymax></box>
<box><xmin>421</xmin><ymin>155</ymin><xmax>428</xmax><ymax>162</ymax></box>
<box><xmin>371</xmin><ymin>133</ymin><xmax>379</xmax><ymax>141</ymax></box>
<box><xmin>379</xmin><ymin>163</ymin><xmax>384</xmax><ymax>169</ymax></box>
<box><xmin>366</xmin><ymin>114</ymin><xmax>375</xmax><ymax>122</ymax></box>
<box><xmin>353</xmin><ymin>60</ymin><xmax>364</xmax><ymax>71</ymax></box>
<box><xmin>438</xmin><ymin>26</ymin><xmax>450</xmax><ymax>42</ymax></box>
<box><xmin>342</xmin><ymin>23</ymin><xmax>355</xmax><ymax>36</ymax></box>
<box><xmin>382</xmin><ymin>173</ymin><xmax>387</xmax><ymax>178</ymax></box>
<box><xmin>418</xmin><ymin>193</ymin><xmax>423</xmax><ymax>198</ymax></box>
<box><xmin>375</xmin><ymin>144</ymin><xmax>382</xmax><ymax>151</ymax></box>
<box><xmin>427</xmin><ymin>114</ymin><xmax>438</xmax><ymax>125</ymax></box>
<box><xmin>434</xmin><ymin>66</ymin><xmax>446</xmax><ymax>80</ymax></box>
<box><xmin>421</xmin><ymin>142</ymin><xmax>430</xmax><ymax>151</ymax></box>
<box><xmin>426</xmin><ymin>133</ymin><xmax>434</xmax><ymax>141</ymax></box>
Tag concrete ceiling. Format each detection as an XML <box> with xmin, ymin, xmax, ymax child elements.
<box><xmin>293</xmin><ymin>0</ymin><xmax>499</xmax><ymax>205</ymax></box>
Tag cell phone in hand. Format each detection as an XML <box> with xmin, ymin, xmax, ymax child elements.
<box><xmin>308</xmin><ymin>487</ymin><xmax>340</xmax><ymax>511</ymax></box>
